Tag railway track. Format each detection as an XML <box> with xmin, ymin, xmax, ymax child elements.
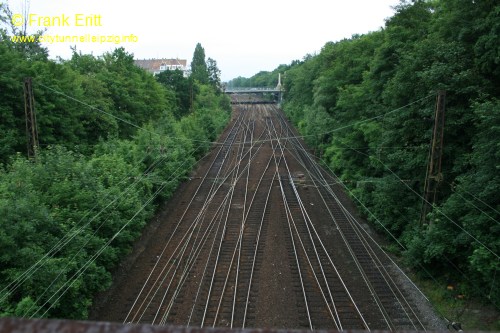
<box><xmin>272</xmin><ymin>105</ymin><xmax>425</xmax><ymax>330</ymax></box>
<box><xmin>94</xmin><ymin>103</ymin><xmax>433</xmax><ymax>331</ymax></box>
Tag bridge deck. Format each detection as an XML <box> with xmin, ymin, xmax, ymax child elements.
<box><xmin>225</xmin><ymin>87</ymin><xmax>281</xmax><ymax>94</ymax></box>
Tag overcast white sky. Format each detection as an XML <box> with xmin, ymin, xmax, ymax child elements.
<box><xmin>8</xmin><ymin>0</ymin><xmax>400</xmax><ymax>81</ymax></box>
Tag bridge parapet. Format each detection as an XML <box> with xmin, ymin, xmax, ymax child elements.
<box><xmin>225</xmin><ymin>87</ymin><xmax>281</xmax><ymax>94</ymax></box>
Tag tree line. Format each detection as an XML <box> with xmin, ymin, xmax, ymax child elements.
<box><xmin>225</xmin><ymin>64</ymin><xmax>290</xmax><ymax>89</ymax></box>
<box><xmin>240</xmin><ymin>0</ymin><xmax>499</xmax><ymax>311</ymax></box>
<box><xmin>0</xmin><ymin>7</ymin><xmax>230</xmax><ymax>319</ymax></box>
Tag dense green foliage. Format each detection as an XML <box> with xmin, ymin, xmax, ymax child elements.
<box><xmin>156</xmin><ymin>69</ymin><xmax>193</xmax><ymax>118</ymax></box>
<box><xmin>0</xmin><ymin>18</ymin><xmax>230</xmax><ymax>319</ymax></box>
<box><xmin>226</xmin><ymin>64</ymin><xmax>292</xmax><ymax>88</ymax></box>
<box><xmin>190</xmin><ymin>43</ymin><xmax>209</xmax><ymax>85</ymax></box>
<box><xmin>276</xmin><ymin>0</ymin><xmax>499</xmax><ymax>306</ymax></box>
<box><xmin>207</xmin><ymin>57</ymin><xmax>222</xmax><ymax>92</ymax></box>
<box><xmin>0</xmin><ymin>43</ymin><xmax>176</xmax><ymax>162</ymax></box>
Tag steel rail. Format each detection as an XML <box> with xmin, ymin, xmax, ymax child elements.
<box><xmin>266</xmin><ymin>116</ymin><xmax>313</xmax><ymax>330</ymax></box>
<box><xmin>308</xmin><ymin>164</ymin><xmax>425</xmax><ymax>330</ymax></box>
<box><xmin>125</xmin><ymin>112</ymin><xmax>246</xmax><ymax>324</ymax></box>
<box><xmin>155</xmin><ymin>117</ymin><xmax>270</xmax><ymax>325</ymax></box>
<box><xmin>212</xmin><ymin>119</ymin><xmax>253</xmax><ymax>325</ymax></box>
<box><xmin>272</xmin><ymin>106</ymin><xmax>371</xmax><ymax>328</ymax></box>
<box><xmin>202</xmin><ymin>119</ymin><xmax>247</xmax><ymax>328</ymax></box>
<box><xmin>241</xmin><ymin>113</ymin><xmax>286</xmax><ymax>327</ymax></box>
<box><xmin>231</xmin><ymin>118</ymin><xmax>254</xmax><ymax>327</ymax></box>
<box><xmin>278</xmin><ymin>110</ymin><xmax>391</xmax><ymax>330</ymax></box>
<box><xmin>269</xmin><ymin>116</ymin><xmax>341</xmax><ymax>330</ymax></box>
<box><xmin>187</xmin><ymin>114</ymin><xmax>272</xmax><ymax>326</ymax></box>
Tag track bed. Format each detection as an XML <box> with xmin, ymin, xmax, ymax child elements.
<box><xmin>91</xmin><ymin>104</ymin><xmax>440</xmax><ymax>330</ymax></box>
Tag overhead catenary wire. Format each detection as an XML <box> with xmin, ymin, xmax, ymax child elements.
<box><xmin>269</xmin><ymin>117</ymin><xmax>344</xmax><ymax>330</ymax></box>
<box><xmin>3</xmin><ymin>77</ymin><xmax>239</xmax><ymax>320</ymax></box>
<box><xmin>37</xmin><ymin>82</ymin><xmax>435</xmax><ymax>147</ymax></box>
<box><xmin>127</xmin><ymin>111</ymin><xmax>254</xmax><ymax>321</ymax></box>
<box><xmin>110</xmin><ymin>103</ymin><xmax>447</xmax><ymax>328</ymax></box>
<box><xmin>201</xmin><ymin>119</ymin><xmax>255</xmax><ymax>327</ymax></box>
<box><xmin>271</xmin><ymin>109</ymin><xmax>368</xmax><ymax>329</ymax></box>
<box><xmin>39</xmin><ymin>83</ymin><xmax>158</xmax><ymax>137</ymax></box>
<box><xmin>158</xmin><ymin>135</ymin><xmax>252</xmax><ymax>323</ymax></box>
<box><xmin>296</xmin><ymin>152</ymin><xmax>426</xmax><ymax>330</ymax></box>
<box><xmin>0</xmin><ymin>148</ymin><xmax>153</xmax><ymax>304</ymax></box>
<box><xmin>22</xmin><ymin>151</ymin><xmax>172</xmax><ymax>317</ymax></box>
<box><xmin>124</xmin><ymin>112</ymin><xmax>247</xmax><ymax>324</ymax></box>
<box><xmin>21</xmin><ymin>80</ymin><xmax>473</xmax><ymax>325</ymax></box>
<box><xmin>274</xmin><ymin>104</ymin><xmax>429</xmax><ymax>329</ymax></box>
<box><xmin>3</xmin><ymin>145</ymin><xmax>218</xmax><ymax>318</ymax></box>
<box><xmin>229</xmin><ymin>93</ymin><xmax>436</xmax><ymax>146</ymax></box>
<box><xmin>8</xmin><ymin>78</ymin><xmax>230</xmax><ymax>317</ymax></box>
<box><xmin>30</xmin><ymin>143</ymin><xmax>207</xmax><ymax>319</ymax></box>
<box><xmin>314</xmin><ymin>141</ymin><xmax>499</xmax><ymax>311</ymax></box>
<box><xmin>37</xmin><ymin>82</ymin><xmax>226</xmax><ymax>148</ymax></box>
<box><xmin>342</xmin><ymin>145</ymin><xmax>499</xmax><ymax>260</ymax></box>
<box><xmin>210</xmin><ymin>126</ymin><xmax>249</xmax><ymax>326</ymax></box>
<box><xmin>33</xmin><ymin>178</ymin><xmax>170</xmax><ymax>318</ymax></box>
<box><xmin>275</xmin><ymin>89</ymin><xmax>499</xmax><ymax>263</ymax></box>
<box><xmin>152</xmin><ymin>105</ymin><xmax>356</xmax><ymax>328</ymax></box>
<box><xmin>2</xmin><ymin>109</ymin><xmax>224</xmax><ymax>311</ymax></box>
<box><xmin>318</xmin><ymin>148</ymin><xmax>499</xmax><ymax>316</ymax></box>
<box><xmin>446</xmin><ymin>182</ymin><xmax>500</xmax><ymax>226</ymax></box>
<box><xmin>185</xmin><ymin>112</ymin><xmax>281</xmax><ymax>327</ymax></box>
<box><xmin>273</xmin><ymin>111</ymin><xmax>390</xmax><ymax>330</ymax></box>
<box><xmin>276</xmin><ymin>87</ymin><xmax>495</xmax><ymax>263</ymax></box>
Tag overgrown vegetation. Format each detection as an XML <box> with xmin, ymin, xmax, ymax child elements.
<box><xmin>226</xmin><ymin>64</ymin><xmax>292</xmax><ymax>88</ymax></box>
<box><xmin>242</xmin><ymin>0</ymin><xmax>499</xmax><ymax>321</ymax></box>
<box><xmin>0</xmin><ymin>6</ymin><xmax>230</xmax><ymax>319</ymax></box>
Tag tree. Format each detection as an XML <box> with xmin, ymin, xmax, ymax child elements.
<box><xmin>207</xmin><ymin>57</ymin><xmax>221</xmax><ymax>92</ymax></box>
<box><xmin>190</xmin><ymin>43</ymin><xmax>208</xmax><ymax>84</ymax></box>
<box><xmin>155</xmin><ymin>69</ymin><xmax>192</xmax><ymax>118</ymax></box>
<box><xmin>156</xmin><ymin>69</ymin><xmax>191</xmax><ymax>118</ymax></box>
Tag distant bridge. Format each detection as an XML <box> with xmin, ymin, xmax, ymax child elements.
<box><xmin>224</xmin><ymin>87</ymin><xmax>282</xmax><ymax>94</ymax></box>
<box><xmin>225</xmin><ymin>74</ymin><xmax>284</xmax><ymax>104</ymax></box>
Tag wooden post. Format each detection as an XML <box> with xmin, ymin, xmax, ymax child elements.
<box><xmin>420</xmin><ymin>90</ymin><xmax>446</xmax><ymax>225</ymax></box>
<box><xmin>24</xmin><ymin>77</ymin><xmax>39</xmax><ymax>160</ymax></box>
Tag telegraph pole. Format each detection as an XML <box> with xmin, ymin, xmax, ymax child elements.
<box><xmin>420</xmin><ymin>90</ymin><xmax>446</xmax><ymax>225</ymax></box>
<box><xmin>24</xmin><ymin>77</ymin><xmax>39</xmax><ymax>160</ymax></box>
